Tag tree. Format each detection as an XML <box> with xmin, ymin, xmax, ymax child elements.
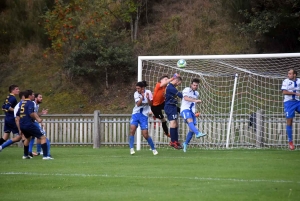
<box><xmin>64</xmin><ymin>31</ymin><xmax>135</xmax><ymax>89</ymax></box>
<box><xmin>42</xmin><ymin>0</ymin><xmax>111</xmax><ymax>56</ymax></box>
<box><xmin>235</xmin><ymin>0</ymin><xmax>300</xmax><ymax>52</ymax></box>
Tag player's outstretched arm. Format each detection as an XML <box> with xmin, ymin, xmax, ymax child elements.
<box><xmin>183</xmin><ymin>96</ymin><xmax>202</xmax><ymax>103</ymax></box>
<box><xmin>160</xmin><ymin>73</ymin><xmax>180</xmax><ymax>87</ymax></box>
<box><xmin>282</xmin><ymin>90</ymin><xmax>300</xmax><ymax>96</ymax></box>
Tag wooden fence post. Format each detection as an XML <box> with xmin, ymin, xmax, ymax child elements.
<box><xmin>93</xmin><ymin>110</ymin><xmax>101</xmax><ymax>148</ymax></box>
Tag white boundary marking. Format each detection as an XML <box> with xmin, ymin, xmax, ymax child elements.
<box><xmin>1</xmin><ymin>172</ymin><xmax>299</xmax><ymax>184</ymax></box>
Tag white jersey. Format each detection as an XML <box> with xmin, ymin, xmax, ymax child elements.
<box><xmin>281</xmin><ymin>78</ymin><xmax>300</xmax><ymax>102</ymax></box>
<box><xmin>180</xmin><ymin>87</ymin><xmax>199</xmax><ymax>113</ymax></box>
<box><xmin>132</xmin><ymin>89</ymin><xmax>153</xmax><ymax>116</ymax></box>
<box><xmin>14</xmin><ymin>101</ymin><xmax>22</xmax><ymax>118</ymax></box>
<box><xmin>33</xmin><ymin>101</ymin><xmax>39</xmax><ymax>113</ymax></box>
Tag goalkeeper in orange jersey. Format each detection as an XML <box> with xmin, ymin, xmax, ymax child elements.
<box><xmin>180</xmin><ymin>78</ymin><xmax>206</xmax><ymax>152</ymax></box>
<box><xmin>151</xmin><ymin>73</ymin><xmax>180</xmax><ymax>138</ymax></box>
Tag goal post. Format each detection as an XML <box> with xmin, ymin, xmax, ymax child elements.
<box><xmin>136</xmin><ymin>53</ymin><xmax>300</xmax><ymax>150</ymax></box>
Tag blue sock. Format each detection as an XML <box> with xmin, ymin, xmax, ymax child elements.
<box><xmin>46</xmin><ymin>138</ymin><xmax>51</xmax><ymax>156</ymax></box>
<box><xmin>129</xmin><ymin>136</ymin><xmax>134</xmax><ymax>149</ymax></box>
<box><xmin>185</xmin><ymin>131</ymin><xmax>194</xmax><ymax>145</ymax></box>
<box><xmin>170</xmin><ymin>128</ymin><xmax>176</xmax><ymax>142</ymax></box>
<box><xmin>29</xmin><ymin>137</ymin><xmax>35</xmax><ymax>153</ymax></box>
<box><xmin>188</xmin><ymin>122</ymin><xmax>199</xmax><ymax>134</ymax></box>
<box><xmin>146</xmin><ymin>136</ymin><xmax>155</xmax><ymax>150</ymax></box>
<box><xmin>286</xmin><ymin>125</ymin><xmax>293</xmax><ymax>142</ymax></box>
<box><xmin>37</xmin><ymin>143</ymin><xmax>41</xmax><ymax>153</ymax></box>
<box><xmin>41</xmin><ymin>143</ymin><xmax>48</xmax><ymax>157</ymax></box>
<box><xmin>1</xmin><ymin>139</ymin><xmax>13</xmax><ymax>149</ymax></box>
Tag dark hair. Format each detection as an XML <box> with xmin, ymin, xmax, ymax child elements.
<box><xmin>159</xmin><ymin>75</ymin><xmax>169</xmax><ymax>82</ymax></box>
<box><xmin>19</xmin><ymin>91</ymin><xmax>25</xmax><ymax>99</ymax></box>
<box><xmin>9</xmin><ymin>85</ymin><xmax>18</xmax><ymax>93</ymax></box>
<box><xmin>142</xmin><ymin>80</ymin><xmax>148</xmax><ymax>87</ymax></box>
<box><xmin>34</xmin><ymin>93</ymin><xmax>41</xmax><ymax>98</ymax></box>
<box><xmin>136</xmin><ymin>81</ymin><xmax>145</xmax><ymax>88</ymax></box>
<box><xmin>24</xmin><ymin>90</ymin><xmax>33</xmax><ymax>98</ymax></box>
<box><xmin>191</xmin><ymin>78</ymin><xmax>200</xmax><ymax>84</ymax></box>
<box><xmin>290</xmin><ymin>69</ymin><xmax>297</xmax><ymax>76</ymax></box>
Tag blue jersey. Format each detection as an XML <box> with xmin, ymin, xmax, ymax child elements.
<box><xmin>2</xmin><ymin>94</ymin><xmax>18</xmax><ymax>122</ymax></box>
<box><xmin>18</xmin><ymin>99</ymin><xmax>35</xmax><ymax>128</ymax></box>
<box><xmin>165</xmin><ymin>83</ymin><xmax>183</xmax><ymax>106</ymax></box>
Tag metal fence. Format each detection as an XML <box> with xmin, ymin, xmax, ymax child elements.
<box><xmin>0</xmin><ymin>110</ymin><xmax>298</xmax><ymax>148</ymax></box>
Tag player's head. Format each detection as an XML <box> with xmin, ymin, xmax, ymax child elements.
<box><xmin>19</xmin><ymin>91</ymin><xmax>25</xmax><ymax>100</ymax></box>
<box><xmin>172</xmin><ymin>76</ymin><xmax>182</xmax><ymax>86</ymax></box>
<box><xmin>159</xmin><ymin>75</ymin><xmax>169</xmax><ymax>83</ymax></box>
<box><xmin>24</xmin><ymin>89</ymin><xmax>35</xmax><ymax>100</ymax></box>
<box><xmin>35</xmin><ymin>93</ymin><xmax>43</xmax><ymax>104</ymax></box>
<box><xmin>288</xmin><ymin>69</ymin><xmax>297</xmax><ymax>80</ymax></box>
<box><xmin>9</xmin><ymin>84</ymin><xmax>20</xmax><ymax>95</ymax></box>
<box><xmin>190</xmin><ymin>78</ymin><xmax>200</xmax><ymax>91</ymax></box>
<box><xmin>136</xmin><ymin>81</ymin><xmax>145</xmax><ymax>94</ymax></box>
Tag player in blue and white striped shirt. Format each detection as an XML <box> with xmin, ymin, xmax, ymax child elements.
<box><xmin>281</xmin><ymin>69</ymin><xmax>300</xmax><ymax>150</ymax></box>
<box><xmin>129</xmin><ymin>81</ymin><xmax>158</xmax><ymax>155</ymax></box>
<box><xmin>180</xmin><ymin>78</ymin><xmax>206</xmax><ymax>152</ymax></box>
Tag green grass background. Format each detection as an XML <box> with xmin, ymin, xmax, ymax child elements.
<box><xmin>0</xmin><ymin>147</ymin><xmax>299</xmax><ymax>201</ymax></box>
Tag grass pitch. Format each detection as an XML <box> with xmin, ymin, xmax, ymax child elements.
<box><xmin>0</xmin><ymin>146</ymin><xmax>299</xmax><ymax>201</ymax></box>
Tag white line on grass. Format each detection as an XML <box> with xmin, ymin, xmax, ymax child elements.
<box><xmin>72</xmin><ymin>155</ymin><xmax>300</xmax><ymax>161</ymax></box>
<box><xmin>1</xmin><ymin>172</ymin><xmax>299</xmax><ymax>184</ymax></box>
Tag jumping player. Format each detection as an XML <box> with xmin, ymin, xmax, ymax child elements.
<box><xmin>180</xmin><ymin>78</ymin><xmax>206</xmax><ymax>152</ymax></box>
<box><xmin>151</xmin><ymin>74</ymin><xmax>179</xmax><ymax>138</ymax></box>
<box><xmin>164</xmin><ymin>76</ymin><xmax>183</xmax><ymax>149</ymax></box>
<box><xmin>281</xmin><ymin>69</ymin><xmax>300</xmax><ymax>150</ymax></box>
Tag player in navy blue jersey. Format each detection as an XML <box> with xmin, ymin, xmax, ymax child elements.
<box><xmin>0</xmin><ymin>91</ymin><xmax>26</xmax><ymax>152</ymax></box>
<box><xmin>0</xmin><ymin>85</ymin><xmax>20</xmax><ymax>146</ymax></box>
<box><xmin>164</xmin><ymin>76</ymin><xmax>183</xmax><ymax>149</ymax></box>
<box><xmin>29</xmin><ymin>93</ymin><xmax>52</xmax><ymax>157</ymax></box>
<box><xmin>17</xmin><ymin>90</ymin><xmax>52</xmax><ymax>160</ymax></box>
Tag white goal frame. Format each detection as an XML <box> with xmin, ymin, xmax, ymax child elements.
<box><xmin>136</xmin><ymin>53</ymin><xmax>300</xmax><ymax>150</ymax></box>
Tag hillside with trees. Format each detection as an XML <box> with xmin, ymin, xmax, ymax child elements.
<box><xmin>0</xmin><ymin>0</ymin><xmax>299</xmax><ymax>113</ymax></box>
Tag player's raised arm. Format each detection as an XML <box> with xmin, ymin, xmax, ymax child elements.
<box><xmin>160</xmin><ymin>73</ymin><xmax>180</xmax><ymax>87</ymax></box>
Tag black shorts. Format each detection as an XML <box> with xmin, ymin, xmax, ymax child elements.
<box><xmin>151</xmin><ymin>103</ymin><xmax>165</xmax><ymax>119</ymax></box>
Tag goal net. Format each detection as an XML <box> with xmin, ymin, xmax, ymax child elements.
<box><xmin>137</xmin><ymin>53</ymin><xmax>300</xmax><ymax>150</ymax></box>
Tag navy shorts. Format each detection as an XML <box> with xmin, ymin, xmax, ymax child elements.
<box><xmin>164</xmin><ymin>105</ymin><xmax>178</xmax><ymax>121</ymax></box>
<box><xmin>21</xmin><ymin>124</ymin><xmax>44</xmax><ymax>139</ymax></box>
<box><xmin>4</xmin><ymin>121</ymin><xmax>19</xmax><ymax>135</ymax></box>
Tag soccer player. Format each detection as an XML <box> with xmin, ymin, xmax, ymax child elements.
<box><xmin>164</xmin><ymin>76</ymin><xmax>183</xmax><ymax>149</ymax></box>
<box><xmin>281</xmin><ymin>69</ymin><xmax>300</xmax><ymax>150</ymax></box>
<box><xmin>0</xmin><ymin>85</ymin><xmax>20</xmax><ymax>150</ymax></box>
<box><xmin>151</xmin><ymin>74</ymin><xmax>179</xmax><ymax>138</ymax></box>
<box><xmin>17</xmin><ymin>90</ymin><xmax>52</xmax><ymax>159</ymax></box>
<box><xmin>29</xmin><ymin>93</ymin><xmax>51</xmax><ymax>157</ymax></box>
<box><xmin>0</xmin><ymin>90</ymin><xmax>25</xmax><ymax>152</ymax></box>
<box><xmin>180</xmin><ymin>78</ymin><xmax>207</xmax><ymax>152</ymax></box>
<box><xmin>129</xmin><ymin>81</ymin><xmax>158</xmax><ymax>155</ymax></box>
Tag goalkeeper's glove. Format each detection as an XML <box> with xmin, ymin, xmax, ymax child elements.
<box><xmin>173</xmin><ymin>73</ymin><xmax>180</xmax><ymax>78</ymax></box>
